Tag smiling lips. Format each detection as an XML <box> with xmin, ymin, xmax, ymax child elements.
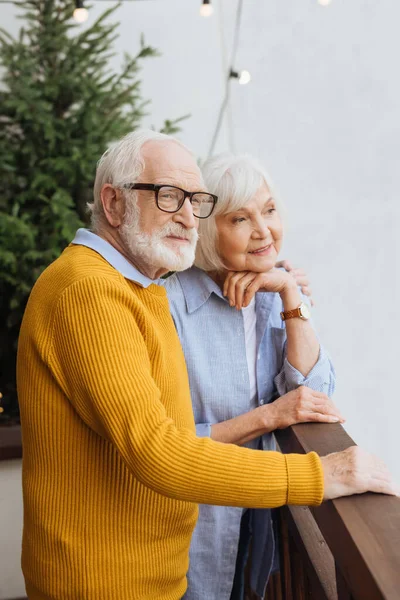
<box><xmin>249</xmin><ymin>243</ymin><xmax>273</xmax><ymax>255</ymax></box>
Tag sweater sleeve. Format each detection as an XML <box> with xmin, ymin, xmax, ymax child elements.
<box><xmin>49</xmin><ymin>276</ymin><xmax>324</xmax><ymax>509</ymax></box>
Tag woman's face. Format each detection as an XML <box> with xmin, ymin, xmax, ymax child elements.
<box><xmin>215</xmin><ymin>183</ymin><xmax>283</xmax><ymax>273</ymax></box>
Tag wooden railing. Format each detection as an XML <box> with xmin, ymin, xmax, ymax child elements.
<box><xmin>247</xmin><ymin>423</ymin><xmax>400</xmax><ymax>600</ymax></box>
<box><xmin>0</xmin><ymin>424</ymin><xmax>22</xmax><ymax>460</ymax></box>
<box><xmin>2</xmin><ymin>424</ymin><xmax>400</xmax><ymax>598</ymax></box>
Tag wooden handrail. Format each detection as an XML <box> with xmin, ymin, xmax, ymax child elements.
<box><xmin>2</xmin><ymin>423</ymin><xmax>400</xmax><ymax>598</ymax></box>
<box><xmin>275</xmin><ymin>423</ymin><xmax>400</xmax><ymax>600</ymax></box>
<box><xmin>0</xmin><ymin>425</ymin><xmax>22</xmax><ymax>460</ymax></box>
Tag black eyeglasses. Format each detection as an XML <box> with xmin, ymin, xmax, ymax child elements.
<box><xmin>123</xmin><ymin>183</ymin><xmax>218</xmax><ymax>219</ymax></box>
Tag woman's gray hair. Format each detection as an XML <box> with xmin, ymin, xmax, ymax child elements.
<box><xmin>87</xmin><ymin>128</ymin><xmax>191</xmax><ymax>232</ymax></box>
<box><xmin>195</xmin><ymin>153</ymin><xmax>282</xmax><ymax>272</ymax></box>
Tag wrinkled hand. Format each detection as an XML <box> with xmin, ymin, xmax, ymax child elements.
<box><xmin>223</xmin><ymin>268</ymin><xmax>295</xmax><ymax>310</ymax></box>
<box><xmin>276</xmin><ymin>260</ymin><xmax>314</xmax><ymax>306</ymax></box>
<box><xmin>322</xmin><ymin>446</ymin><xmax>400</xmax><ymax>500</ymax></box>
<box><xmin>266</xmin><ymin>386</ymin><xmax>345</xmax><ymax>432</ymax></box>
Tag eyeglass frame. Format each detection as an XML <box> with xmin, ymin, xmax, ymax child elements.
<box><xmin>122</xmin><ymin>183</ymin><xmax>218</xmax><ymax>219</ymax></box>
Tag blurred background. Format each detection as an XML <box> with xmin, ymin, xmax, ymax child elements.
<box><xmin>0</xmin><ymin>0</ymin><xmax>399</xmax><ymax>597</ymax></box>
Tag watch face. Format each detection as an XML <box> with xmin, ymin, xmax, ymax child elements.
<box><xmin>299</xmin><ymin>302</ymin><xmax>311</xmax><ymax>320</ymax></box>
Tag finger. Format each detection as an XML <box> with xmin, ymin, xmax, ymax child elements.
<box><xmin>242</xmin><ymin>274</ymin><xmax>265</xmax><ymax>308</ymax></box>
<box><xmin>290</xmin><ymin>268</ymin><xmax>307</xmax><ymax>279</ymax></box>
<box><xmin>275</xmin><ymin>259</ymin><xmax>293</xmax><ymax>272</ymax></box>
<box><xmin>290</xmin><ymin>273</ymin><xmax>309</xmax><ymax>287</ymax></box>
<box><xmin>223</xmin><ymin>271</ymin><xmax>241</xmax><ymax>297</ymax></box>
<box><xmin>224</xmin><ymin>271</ymin><xmax>245</xmax><ymax>301</ymax></box>
<box><xmin>223</xmin><ymin>271</ymin><xmax>250</xmax><ymax>297</ymax></box>
<box><xmin>235</xmin><ymin>272</ymin><xmax>258</xmax><ymax>309</ymax></box>
<box><xmin>303</xmin><ymin>412</ymin><xmax>341</xmax><ymax>424</ymax></box>
<box><xmin>311</xmin><ymin>401</ymin><xmax>345</xmax><ymax>421</ymax></box>
<box><xmin>309</xmin><ymin>390</ymin><xmax>331</xmax><ymax>401</ymax></box>
<box><xmin>311</xmin><ymin>396</ymin><xmax>343</xmax><ymax>412</ymax></box>
<box><xmin>227</xmin><ymin>272</ymin><xmax>252</xmax><ymax>308</ymax></box>
<box><xmin>300</xmin><ymin>286</ymin><xmax>315</xmax><ymax>307</ymax></box>
<box><xmin>366</xmin><ymin>478</ymin><xmax>400</xmax><ymax>497</ymax></box>
<box><xmin>300</xmin><ymin>285</ymin><xmax>312</xmax><ymax>297</ymax></box>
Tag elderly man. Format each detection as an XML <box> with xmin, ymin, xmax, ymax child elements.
<box><xmin>17</xmin><ymin>129</ymin><xmax>397</xmax><ymax>600</ymax></box>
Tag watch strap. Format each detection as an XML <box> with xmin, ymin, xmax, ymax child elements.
<box><xmin>280</xmin><ymin>307</ymin><xmax>301</xmax><ymax>321</ymax></box>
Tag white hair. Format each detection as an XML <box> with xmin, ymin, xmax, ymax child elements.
<box><xmin>195</xmin><ymin>153</ymin><xmax>283</xmax><ymax>272</ymax></box>
<box><xmin>87</xmin><ymin>128</ymin><xmax>193</xmax><ymax>232</ymax></box>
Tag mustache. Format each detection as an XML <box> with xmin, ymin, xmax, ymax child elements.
<box><xmin>158</xmin><ymin>222</ymin><xmax>198</xmax><ymax>245</ymax></box>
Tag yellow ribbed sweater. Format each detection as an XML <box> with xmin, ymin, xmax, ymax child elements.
<box><xmin>17</xmin><ymin>244</ymin><xmax>323</xmax><ymax>600</ymax></box>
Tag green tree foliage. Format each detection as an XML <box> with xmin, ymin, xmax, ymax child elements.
<box><xmin>0</xmin><ymin>0</ymin><xmax>185</xmax><ymax>420</ymax></box>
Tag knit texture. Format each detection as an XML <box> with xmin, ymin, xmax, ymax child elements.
<box><xmin>17</xmin><ymin>244</ymin><xmax>324</xmax><ymax>600</ymax></box>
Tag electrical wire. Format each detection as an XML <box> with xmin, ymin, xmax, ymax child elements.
<box><xmin>207</xmin><ymin>0</ymin><xmax>244</xmax><ymax>158</ymax></box>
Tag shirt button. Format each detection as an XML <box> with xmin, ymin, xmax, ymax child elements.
<box><xmin>260</xmin><ymin>398</ymin><xmax>264</xmax><ymax>405</ymax></box>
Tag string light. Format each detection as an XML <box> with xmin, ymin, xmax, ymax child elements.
<box><xmin>208</xmin><ymin>0</ymin><xmax>245</xmax><ymax>158</ymax></box>
<box><xmin>200</xmin><ymin>0</ymin><xmax>213</xmax><ymax>17</ymax></box>
<box><xmin>73</xmin><ymin>0</ymin><xmax>88</xmax><ymax>23</ymax></box>
<box><xmin>318</xmin><ymin>0</ymin><xmax>332</xmax><ymax>5</ymax></box>
<box><xmin>229</xmin><ymin>69</ymin><xmax>251</xmax><ymax>85</ymax></box>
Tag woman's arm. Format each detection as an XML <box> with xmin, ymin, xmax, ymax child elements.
<box><xmin>208</xmin><ymin>387</ymin><xmax>343</xmax><ymax>446</ymax></box>
<box><xmin>280</xmin><ymin>282</ymin><xmax>320</xmax><ymax>377</ymax></box>
<box><xmin>224</xmin><ymin>269</ymin><xmax>320</xmax><ymax>377</ymax></box>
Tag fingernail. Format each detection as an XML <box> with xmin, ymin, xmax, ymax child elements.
<box><xmin>330</xmin><ymin>417</ymin><xmax>340</xmax><ymax>423</ymax></box>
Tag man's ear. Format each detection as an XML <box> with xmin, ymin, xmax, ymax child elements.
<box><xmin>100</xmin><ymin>184</ymin><xmax>125</xmax><ymax>228</ymax></box>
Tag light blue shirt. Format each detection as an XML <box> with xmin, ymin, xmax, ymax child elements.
<box><xmin>165</xmin><ymin>266</ymin><xmax>335</xmax><ymax>600</ymax></box>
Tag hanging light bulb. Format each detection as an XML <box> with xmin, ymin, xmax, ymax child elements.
<box><xmin>238</xmin><ymin>70</ymin><xmax>251</xmax><ymax>85</ymax></box>
<box><xmin>200</xmin><ymin>0</ymin><xmax>214</xmax><ymax>17</ymax></box>
<box><xmin>229</xmin><ymin>69</ymin><xmax>252</xmax><ymax>86</ymax></box>
<box><xmin>73</xmin><ymin>0</ymin><xmax>88</xmax><ymax>23</ymax></box>
<box><xmin>318</xmin><ymin>0</ymin><xmax>332</xmax><ymax>5</ymax></box>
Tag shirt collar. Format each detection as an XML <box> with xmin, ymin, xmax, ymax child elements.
<box><xmin>71</xmin><ymin>228</ymin><xmax>161</xmax><ymax>288</ymax></box>
<box><xmin>175</xmin><ymin>266</ymin><xmax>227</xmax><ymax>313</ymax></box>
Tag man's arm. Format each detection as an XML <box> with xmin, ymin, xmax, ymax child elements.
<box><xmin>49</xmin><ymin>275</ymin><xmax>323</xmax><ymax>509</ymax></box>
<box><xmin>50</xmin><ymin>276</ymin><xmax>398</xmax><ymax>506</ymax></box>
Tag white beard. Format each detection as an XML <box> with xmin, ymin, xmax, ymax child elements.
<box><xmin>120</xmin><ymin>199</ymin><xmax>198</xmax><ymax>273</ymax></box>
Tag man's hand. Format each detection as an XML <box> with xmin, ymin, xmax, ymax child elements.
<box><xmin>276</xmin><ymin>260</ymin><xmax>314</xmax><ymax>306</ymax></box>
<box><xmin>223</xmin><ymin>268</ymin><xmax>295</xmax><ymax>310</ymax></box>
<box><xmin>264</xmin><ymin>386</ymin><xmax>345</xmax><ymax>432</ymax></box>
<box><xmin>321</xmin><ymin>446</ymin><xmax>400</xmax><ymax>500</ymax></box>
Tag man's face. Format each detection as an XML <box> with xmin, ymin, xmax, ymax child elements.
<box><xmin>120</xmin><ymin>140</ymin><xmax>202</xmax><ymax>276</ymax></box>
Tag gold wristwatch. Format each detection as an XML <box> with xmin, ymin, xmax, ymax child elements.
<box><xmin>280</xmin><ymin>302</ymin><xmax>311</xmax><ymax>322</ymax></box>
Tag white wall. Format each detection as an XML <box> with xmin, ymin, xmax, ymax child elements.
<box><xmin>1</xmin><ymin>0</ymin><xmax>399</xmax><ymax>594</ymax></box>
<box><xmin>0</xmin><ymin>461</ymin><xmax>24</xmax><ymax>599</ymax></box>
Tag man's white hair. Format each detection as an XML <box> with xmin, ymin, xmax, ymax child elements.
<box><xmin>87</xmin><ymin>128</ymin><xmax>193</xmax><ymax>231</ymax></box>
<box><xmin>195</xmin><ymin>153</ymin><xmax>283</xmax><ymax>272</ymax></box>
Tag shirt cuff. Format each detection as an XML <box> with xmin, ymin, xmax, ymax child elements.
<box><xmin>283</xmin><ymin>346</ymin><xmax>331</xmax><ymax>392</ymax></box>
<box><xmin>195</xmin><ymin>423</ymin><xmax>212</xmax><ymax>438</ymax></box>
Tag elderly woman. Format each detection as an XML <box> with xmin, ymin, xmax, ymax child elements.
<box><xmin>164</xmin><ymin>153</ymin><xmax>341</xmax><ymax>600</ymax></box>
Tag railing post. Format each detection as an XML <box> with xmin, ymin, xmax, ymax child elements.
<box><xmin>278</xmin><ymin>508</ymin><xmax>293</xmax><ymax>600</ymax></box>
<box><xmin>335</xmin><ymin>563</ymin><xmax>353</xmax><ymax>600</ymax></box>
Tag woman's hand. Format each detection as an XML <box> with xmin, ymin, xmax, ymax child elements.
<box><xmin>276</xmin><ymin>260</ymin><xmax>314</xmax><ymax>306</ymax></box>
<box><xmin>223</xmin><ymin>268</ymin><xmax>296</xmax><ymax>309</ymax></box>
<box><xmin>263</xmin><ymin>386</ymin><xmax>345</xmax><ymax>432</ymax></box>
